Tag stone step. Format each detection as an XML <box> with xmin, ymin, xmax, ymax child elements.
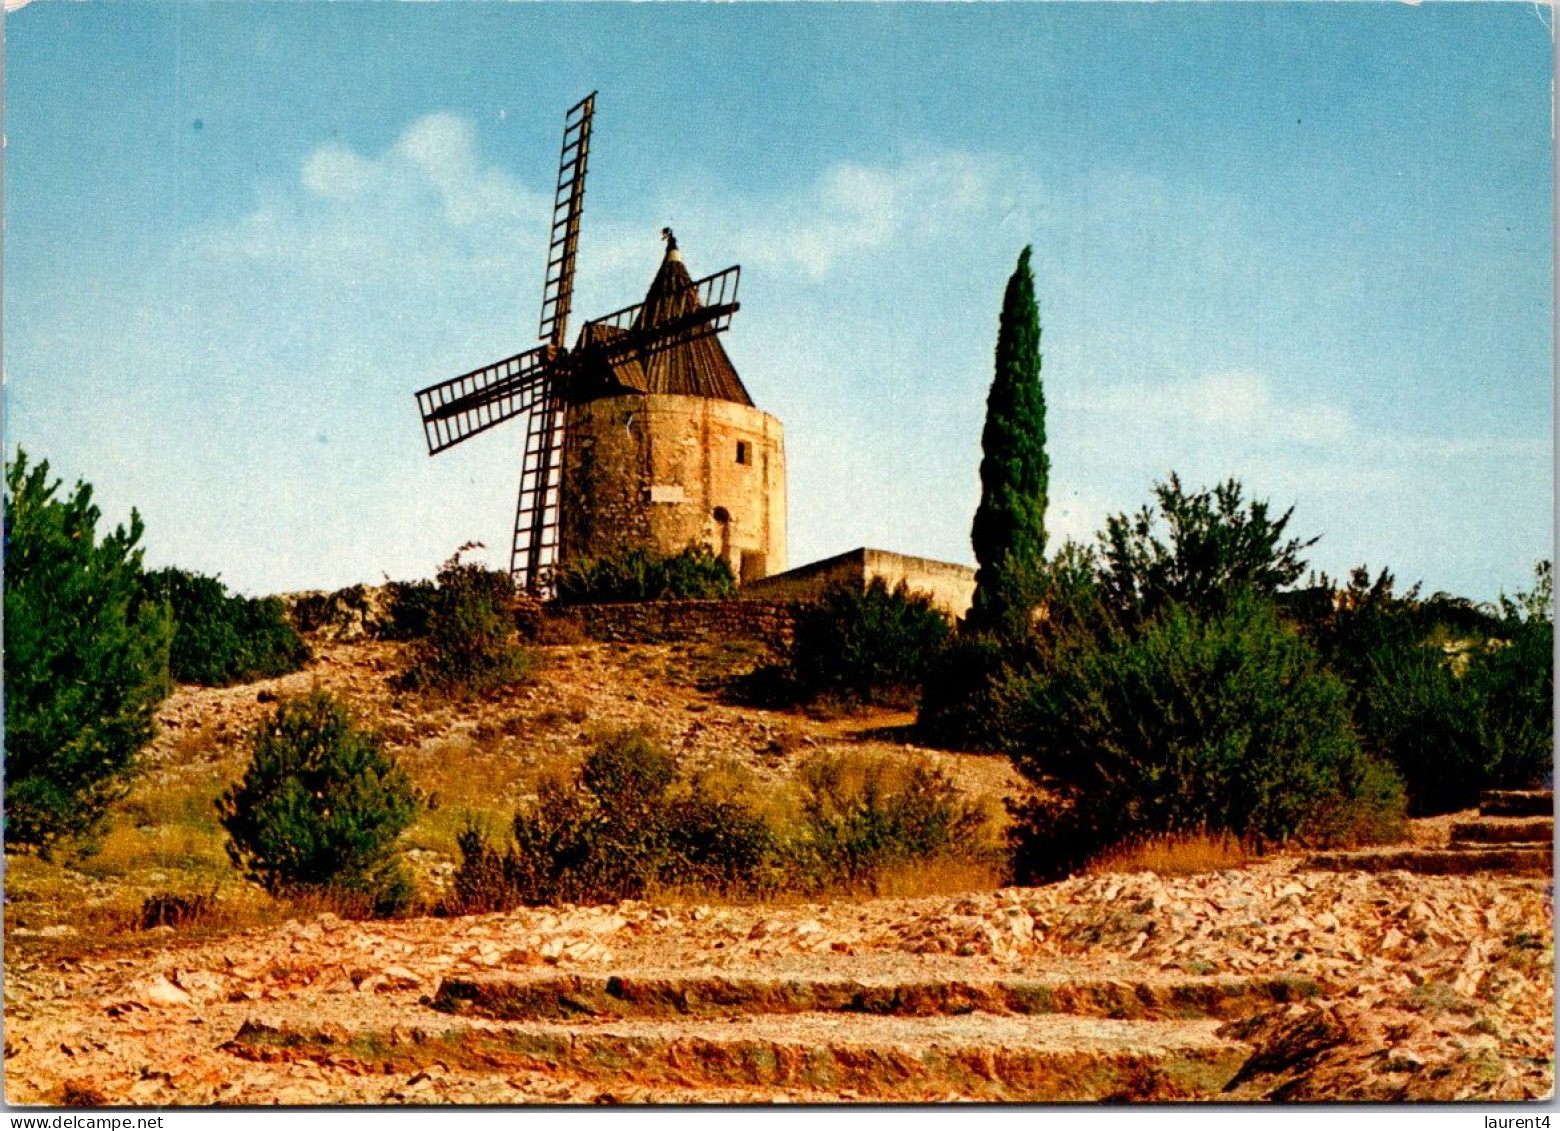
<box><xmin>1302</xmin><ymin>845</ymin><xmax>1553</xmax><ymax>876</ymax></box>
<box><xmin>222</xmin><ymin>1012</ymin><xmax>1251</xmax><ymax>1102</ymax></box>
<box><xmin>1449</xmin><ymin>817</ymin><xmax>1554</xmax><ymax>846</ymax></box>
<box><xmin>1479</xmin><ymin>790</ymin><xmax>1554</xmax><ymax>818</ymax></box>
<box><xmin>431</xmin><ymin>970</ymin><xmax>1322</xmax><ymax>1024</ymax></box>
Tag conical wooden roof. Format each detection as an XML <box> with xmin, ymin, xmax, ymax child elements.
<box><xmin>569</xmin><ymin>242</ymin><xmax>752</xmax><ymax>406</ymax></box>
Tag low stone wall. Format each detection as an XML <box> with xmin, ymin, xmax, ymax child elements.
<box><xmin>742</xmin><ymin>546</ymin><xmax>976</xmax><ymax>620</ymax></box>
<box><xmin>563</xmin><ymin>600</ymin><xmax>796</xmax><ymax>646</ymax></box>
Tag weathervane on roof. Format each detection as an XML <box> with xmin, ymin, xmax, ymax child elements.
<box><xmin>413</xmin><ymin>94</ymin><xmax>750</xmax><ymax>593</ymax></box>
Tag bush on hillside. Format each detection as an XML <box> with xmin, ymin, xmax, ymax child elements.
<box><xmin>1469</xmin><ymin>563</ymin><xmax>1553</xmax><ymax>792</ymax></box>
<box><xmin>449</xmin><ymin>728</ymin><xmax>774</xmax><ymax>911</ymax></box>
<box><xmin>449</xmin><ymin>731</ymin><xmax>996</xmax><ymax>910</ymax></box>
<box><xmin>398</xmin><ymin>545</ymin><xmax>534</xmax><ymax>696</ymax></box>
<box><xmin>789</xmin><ymin>753</ymin><xmax>994</xmax><ymax>895</ymax></box>
<box><xmin>1008</xmin><ymin>593</ymin><xmax>1405</xmax><ymax>882</ymax></box>
<box><xmin>552</xmin><ymin>544</ymin><xmax>736</xmax><ymax>604</ymax></box>
<box><xmin>915</xmin><ymin>633</ymin><xmax>1021</xmax><ymax>750</ymax></box>
<box><xmin>3</xmin><ymin>451</ymin><xmax>173</xmax><ymax>850</ymax></box>
<box><xmin>1296</xmin><ymin>562</ymin><xmax>1552</xmax><ymax>815</ymax></box>
<box><xmin>217</xmin><ymin>689</ymin><xmax>419</xmax><ymax>916</ymax></box>
<box><xmin>779</xmin><ymin>579</ymin><xmax>951</xmax><ymax>708</ymax></box>
<box><xmin>382</xmin><ymin>579</ymin><xmax>439</xmax><ymax>641</ymax></box>
<box><xmin>919</xmin><ymin>541</ymin><xmax>1101</xmax><ymax>750</ymax></box>
<box><xmin>143</xmin><ymin>567</ymin><xmax>309</xmax><ymax>686</ymax></box>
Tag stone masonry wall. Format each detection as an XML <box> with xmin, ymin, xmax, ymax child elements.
<box><xmin>742</xmin><ymin>547</ymin><xmax>977</xmax><ymax>620</ymax></box>
<box><xmin>561</xmin><ymin>394</ymin><xmax>787</xmax><ymax>583</ymax></box>
<box><xmin>565</xmin><ymin>599</ymin><xmax>795</xmax><ymax>646</ymax></box>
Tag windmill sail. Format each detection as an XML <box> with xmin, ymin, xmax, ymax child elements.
<box><xmin>539</xmin><ymin>93</ymin><xmax>594</xmax><ymax>349</ymax></box>
<box><xmin>510</xmin><ymin>387</ymin><xmax>565</xmax><ymax>585</ymax></box>
<box><xmin>414</xmin><ymin>344</ymin><xmax>554</xmax><ymax>455</ymax></box>
<box><xmin>575</xmin><ymin>256</ymin><xmax>748</xmax><ymax>404</ymax></box>
<box><xmin>510</xmin><ymin>93</ymin><xmax>595</xmax><ymax>591</ymax></box>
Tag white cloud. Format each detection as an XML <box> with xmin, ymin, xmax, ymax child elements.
<box><xmin>1080</xmin><ymin>370</ymin><xmax>1357</xmax><ymax>447</ymax></box>
<box><xmin>201</xmin><ymin>112</ymin><xmax>549</xmax><ymax>283</ymax></box>
<box><xmin>300</xmin><ymin>143</ymin><xmax>380</xmax><ymax>201</ymax></box>
<box><xmin>664</xmin><ymin>147</ymin><xmax>1041</xmax><ymax>279</ymax></box>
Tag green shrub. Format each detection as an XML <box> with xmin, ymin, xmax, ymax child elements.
<box><xmin>919</xmin><ymin>540</ymin><xmax>1101</xmax><ymax>750</ymax></box>
<box><xmin>664</xmin><ymin>782</ymin><xmax>778</xmax><ymax>893</ymax></box>
<box><xmin>3</xmin><ymin>451</ymin><xmax>173</xmax><ymax>850</ymax></box>
<box><xmin>1351</xmin><ymin>634</ymin><xmax>1488</xmax><ymax>816</ymax></box>
<box><xmin>1298</xmin><ymin>562</ymin><xmax>1552</xmax><ymax>815</ymax></box>
<box><xmin>382</xmin><ymin>579</ymin><xmax>439</xmax><ymax>641</ymax></box>
<box><xmin>916</xmin><ymin>634</ymin><xmax>1024</xmax><ymax>750</ymax></box>
<box><xmin>786</xmin><ymin>579</ymin><xmax>952</xmax><ymax>707</ymax></box>
<box><xmin>449</xmin><ymin>729</ymin><xmax>774</xmax><ymax>911</ymax></box>
<box><xmin>1008</xmin><ymin>593</ymin><xmax>1405</xmax><ymax>881</ymax></box>
<box><xmin>1468</xmin><ymin>582</ymin><xmax>1553</xmax><ymax>793</ymax></box>
<box><xmin>216</xmin><ymin>689</ymin><xmax>419</xmax><ymax>915</ymax></box>
<box><xmin>1098</xmin><ymin>475</ymin><xmax>1317</xmax><ymax>622</ymax></box>
<box><xmin>552</xmin><ymin>544</ymin><xmax>735</xmax><ymax>604</ymax></box>
<box><xmin>788</xmin><ymin>753</ymin><xmax>993</xmax><ymax>894</ymax></box>
<box><xmin>143</xmin><ymin>567</ymin><xmax>309</xmax><ymax>686</ymax></box>
<box><xmin>398</xmin><ymin>546</ymin><xmax>535</xmax><ymax>696</ymax></box>
<box><xmin>449</xmin><ymin>735</ymin><xmax>1000</xmax><ymax>909</ymax></box>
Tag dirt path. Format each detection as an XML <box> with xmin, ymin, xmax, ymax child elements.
<box><xmin>5</xmin><ymin>863</ymin><xmax>1551</xmax><ymax>1104</ymax></box>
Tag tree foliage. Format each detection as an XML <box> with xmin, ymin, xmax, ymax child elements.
<box><xmin>217</xmin><ymin>689</ymin><xmax>419</xmax><ymax>914</ymax></box>
<box><xmin>398</xmin><ymin>545</ymin><xmax>534</xmax><ymax>697</ymax></box>
<box><xmin>967</xmin><ymin>245</ymin><xmax>1049</xmax><ymax>638</ymax></box>
<box><xmin>1099</xmin><ymin>474</ymin><xmax>1317</xmax><ymax>621</ymax></box>
<box><xmin>1299</xmin><ymin>562</ymin><xmax>1553</xmax><ymax>814</ymax></box>
<box><xmin>143</xmin><ymin>567</ymin><xmax>309</xmax><ymax>686</ymax></box>
<box><xmin>1008</xmin><ymin>594</ymin><xmax>1405</xmax><ymax>880</ymax></box>
<box><xmin>919</xmin><ymin>540</ymin><xmax>1101</xmax><ymax>750</ymax></box>
<box><xmin>3</xmin><ymin>451</ymin><xmax>173</xmax><ymax>849</ymax></box>
<box><xmin>1477</xmin><ymin>561</ymin><xmax>1554</xmax><ymax>789</ymax></box>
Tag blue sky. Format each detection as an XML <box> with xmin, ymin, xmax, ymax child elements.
<box><xmin>5</xmin><ymin>3</ymin><xmax>1553</xmax><ymax>601</ymax></box>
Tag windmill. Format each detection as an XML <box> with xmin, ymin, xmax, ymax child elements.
<box><xmin>413</xmin><ymin>93</ymin><xmax>749</xmax><ymax>593</ymax></box>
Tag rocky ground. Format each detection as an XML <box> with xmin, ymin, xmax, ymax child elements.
<box><xmin>4</xmin><ymin>864</ymin><xmax>1553</xmax><ymax>1104</ymax></box>
<box><xmin>2</xmin><ymin>636</ymin><xmax>1554</xmax><ymax>1105</ymax></box>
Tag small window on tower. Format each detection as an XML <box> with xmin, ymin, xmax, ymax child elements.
<box><xmin>736</xmin><ymin>441</ymin><xmax>751</xmax><ymax>465</ymax></box>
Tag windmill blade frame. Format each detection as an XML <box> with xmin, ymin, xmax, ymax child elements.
<box><xmin>538</xmin><ymin>92</ymin><xmax>595</xmax><ymax>350</ymax></box>
<box><xmin>414</xmin><ymin>344</ymin><xmax>555</xmax><ymax>455</ymax></box>
<box><xmin>510</xmin><ymin>387</ymin><xmax>565</xmax><ymax>586</ymax></box>
<box><xmin>579</xmin><ymin>264</ymin><xmax>741</xmax><ymax>361</ymax></box>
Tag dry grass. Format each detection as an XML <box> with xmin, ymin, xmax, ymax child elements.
<box><xmin>5</xmin><ymin>849</ymin><xmax>270</xmax><ymax>942</ymax></box>
<box><xmin>1085</xmin><ymin>831</ymin><xmax>1257</xmax><ymax>876</ymax></box>
<box><xmin>75</xmin><ymin>780</ymin><xmax>233</xmax><ymax>880</ymax></box>
<box><xmin>8</xmin><ymin>639</ymin><xmax>1029</xmax><ymax>941</ymax></box>
<box><xmin>398</xmin><ymin>725</ymin><xmax>587</xmax><ymax>857</ymax></box>
<box><xmin>868</xmin><ymin>858</ymin><xmax>1009</xmax><ymax>899</ymax></box>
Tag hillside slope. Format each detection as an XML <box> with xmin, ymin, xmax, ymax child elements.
<box><xmin>3</xmin><ymin>638</ymin><xmax>1552</xmax><ymax>1104</ymax></box>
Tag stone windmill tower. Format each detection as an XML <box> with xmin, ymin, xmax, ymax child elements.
<box><xmin>562</xmin><ymin>230</ymin><xmax>786</xmax><ymax>584</ymax></box>
<box><xmin>414</xmin><ymin>95</ymin><xmax>786</xmax><ymax>590</ymax></box>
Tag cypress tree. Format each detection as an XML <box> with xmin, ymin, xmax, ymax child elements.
<box><xmin>967</xmin><ymin>246</ymin><xmax>1048</xmax><ymax>637</ymax></box>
